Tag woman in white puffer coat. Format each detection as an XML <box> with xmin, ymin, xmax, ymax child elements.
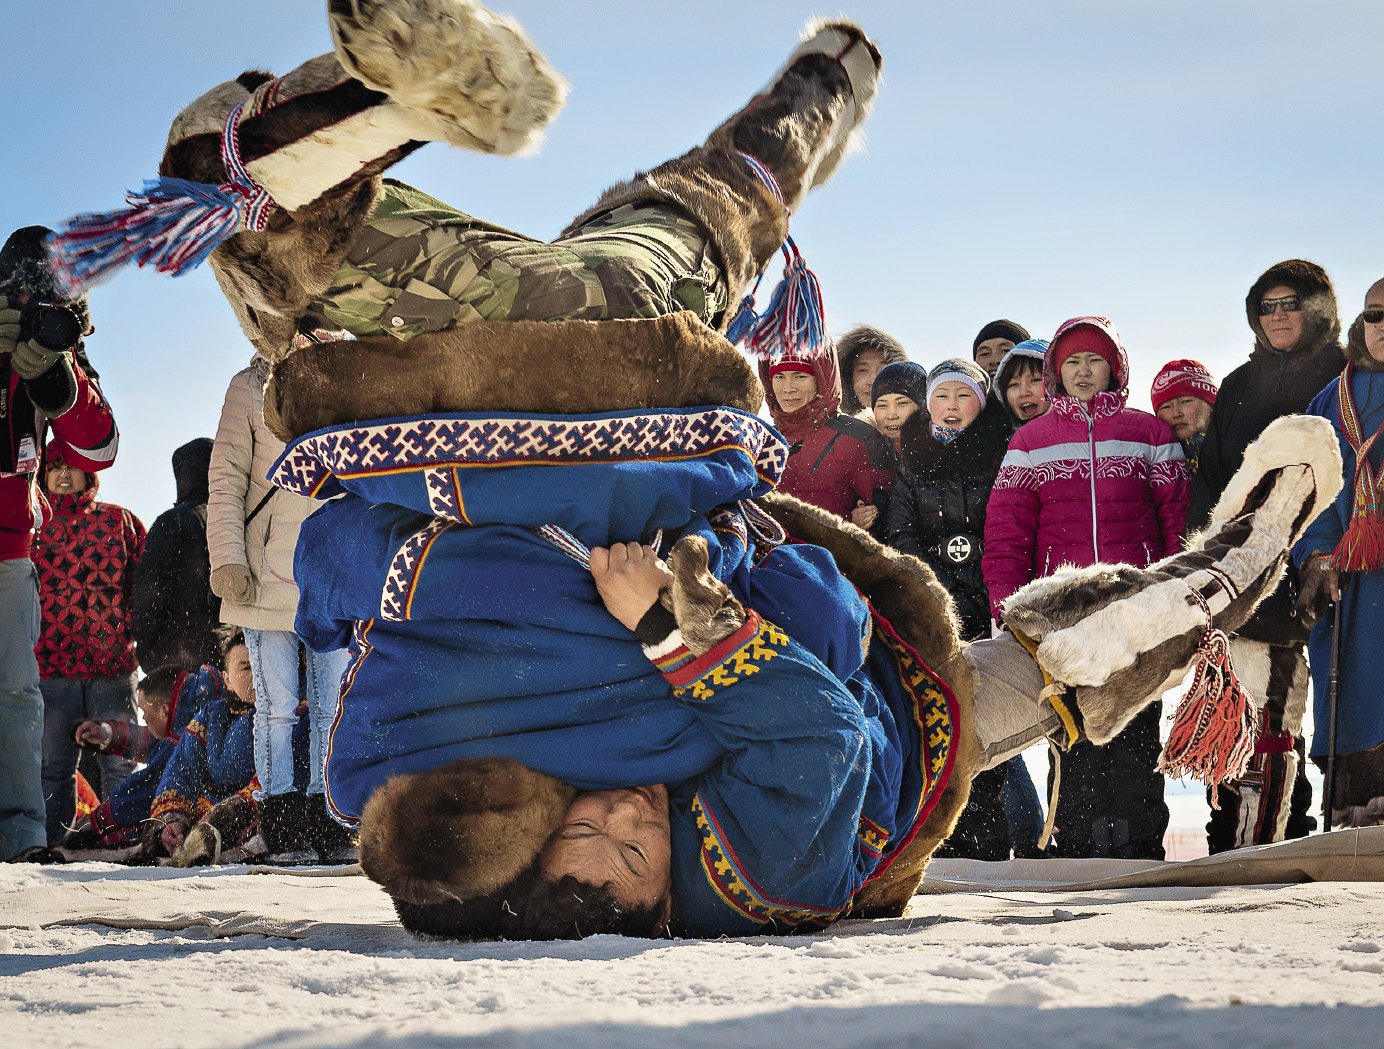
<box><xmin>208</xmin><ymin>356</ymin><xmax>353</xmax><ymax>863</ymax></box>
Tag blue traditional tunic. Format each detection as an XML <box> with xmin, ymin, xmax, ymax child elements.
<box><xmin>150</xmin><ymin>695</ymin><xmax>257</xmax><ymax>822</ymax></box>
<box><xmin>275</xmin><ymin>406</ymin><xmax>956</xmax><ymax>935</ymax></box>
<box><xmin>1293</xmin><ymin>368</ymin><xmax>1384</xmax><ymax>759</ymax></box>
<box><xmin>90</xmin><ymin>667</ymin><xmax>222</xmax><ymax>846</ymax></box>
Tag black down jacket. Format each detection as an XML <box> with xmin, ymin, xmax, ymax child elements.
<box><xmin>885</xmin><ymin>400</ymin><xmax>1013</xmax><ymax>640</ymax></box>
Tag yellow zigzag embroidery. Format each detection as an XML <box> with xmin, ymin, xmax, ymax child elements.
<box><xmin>678</xmin><ymin>620</ymin><xmax>789</xmax><ymax>702</ymax></box>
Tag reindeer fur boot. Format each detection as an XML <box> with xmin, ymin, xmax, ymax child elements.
<box><xmin>562</xmin><ymin>21</ymin><xmax>881</xmax><ymax>309</ymax></box>
<box><xmin>170</xmin><ymin>795</ymin><xmax>259</xmax><ymax>868</ymax></box>
<box><xmin>156</xmin><ymin>2</ymin><xmax>566</xmax><ymax>360</ymax></box>
<box><xmin>328</xmin><ymin>0</ymin><xmax>568</xmax><ymax>156</ymax></box>
<box><xmin>1002</xmin><ymin>415</ymin><xmax>1343</xmax><ymax>745</ymax></box>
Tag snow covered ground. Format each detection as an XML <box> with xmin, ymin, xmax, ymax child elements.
<box><xmin>5</xmin><ymin>843</ymin><xmax>1384</xmax><ymax>1049</ymax></box>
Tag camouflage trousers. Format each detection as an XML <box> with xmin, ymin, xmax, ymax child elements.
<box><xmin>304</xmin><ymin>180</ymin><xmax>729</xmax><ymax>341</ymax></box>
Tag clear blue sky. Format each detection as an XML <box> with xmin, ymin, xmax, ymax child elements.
<box><xmin>3</xmin><ymin>1</ymin><xmax>1379</xmax><ymax>526</ymax></box>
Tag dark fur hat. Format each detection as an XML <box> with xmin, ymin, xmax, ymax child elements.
<box><xmin>0</xmin><ymin>225</ymin><xmax>92</xmax><ymax>334</ymax></box>
<box><xmin>837</xmin><ymin>324</ymin><xmax>908</xmax><ymax>415</ymax></box>
<box><xmin>1244</xmin><ymin>259</ymin><xmax>1340</xmax><ymax>356</ymax></box>
<box><xmin>358</xmin><ymin>757</ymin><xmax>575</xmax><ymax>908</ymax></box>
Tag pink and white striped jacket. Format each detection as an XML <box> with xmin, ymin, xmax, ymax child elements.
<box><xmin>982</xmin><ymin>317</ymin><xmax>1189</xmax><ymax>620</ymax></box>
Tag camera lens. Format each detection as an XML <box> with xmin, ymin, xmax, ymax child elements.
<box><xmin>29</xmin><ymin>305</ymin><xmax>80</xmax><ymax>352</ymax></box>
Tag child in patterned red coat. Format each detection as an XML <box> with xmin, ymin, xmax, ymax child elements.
<box><xmin>32</xmin><ymin>442</ymin><xmax>145</xmax><ymax>845</ymax></box>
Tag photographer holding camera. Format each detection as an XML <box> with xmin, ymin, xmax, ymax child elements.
<box><xmin>0</xmin><ymin>225</ymin><xmax>119</xmax><ymax>863</ymax></box>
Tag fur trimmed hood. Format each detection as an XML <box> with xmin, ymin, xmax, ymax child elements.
<box><xmin>837</xmin><ymin>325</ymin><xmax>908</xmax><ymax>415</ymax></box>
<box><xmin>1245</xmin><ymin>259</ymin><xmax>1341</xmax><ymax>360</ymax></box>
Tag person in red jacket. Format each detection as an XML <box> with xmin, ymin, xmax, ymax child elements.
<box><xmin>32</xmin><ymin>442</ymin><xmax>145</xmax><ymax>846</ymax></box>
<box><xmin>983</xmin><ymin>316</ymin><xmax>1188</xmax><ymax>859</ymax></box>
<box><xmin>759</xmin><ymin>350</ymin><xmax>895</xmax><ymax>537</ymax></box>
<box><xmin>0</xmin><ymin>225</ymin><xmax>119</xmax><ymax>863</ymax></box>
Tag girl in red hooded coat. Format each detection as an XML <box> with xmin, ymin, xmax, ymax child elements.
<box><xmin>983</xmin><ymin>317</ymin><xmax>1189</xmax><ymax>859</ymax></box>
<box><xmin>759</xmin><ymin>350</ymin><xmax>895</xmax><ymax>537</ymax></box>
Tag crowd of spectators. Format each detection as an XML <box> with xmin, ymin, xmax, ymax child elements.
<box><xmin>768</xmin><ymin>264</ymin><xmax>1384</xmax><ymax>858</ymax></box>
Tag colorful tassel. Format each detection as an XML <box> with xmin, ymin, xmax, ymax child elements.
<box><xmin>1331</xmin><ymin>362</ymin><xmax>1384</xmax><ymax>572</ymax></box>
<box><xmin>726</xmin><ymin>151</ymin><xmax>829</xmax><ymax>361</ymax></box>
<box><xmin>49</xmin><ymin>178</ymin><xmax>252</xmax><ymax>295</ymax></box>
<box><xmin>737</xmin><ymin>238</ymin><xmax>827</xmax><ymax>361</ymax></box>
<box><xmin>1333</xmin><ymin>511</ymin><xmax>1384</xmax><ymax>573</ymax></box>
<box><xmin>1158</xmin><ymin>590</ymin><xmax>1257</xmax><ymax>797</ymax></box>
<box><xmin>48</xmin><ymin>100</ymin><xmax>275</xmax><ymax>296</ymax></box>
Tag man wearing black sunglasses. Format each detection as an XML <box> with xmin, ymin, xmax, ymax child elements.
<box><xmin>1193</xmin><ymin>259</ymin><xmax>1346</xmax><ymax>856</ymax></box>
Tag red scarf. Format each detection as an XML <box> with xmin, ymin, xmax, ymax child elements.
<box><xmin>1332</xmin><ymin>363</ymin><xmax>1384</xmax><ymax>572</ymax></box>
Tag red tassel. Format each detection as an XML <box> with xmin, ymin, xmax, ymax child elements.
<box><xmin>1332</xmin><ymin>512</ymin><xmax>1384</xmax><ymax>573</ymax></box>
<box><xmin>1159</xmin><ymin>626</ymin><xmax>1257</xmax><ymax>799</ymax></box>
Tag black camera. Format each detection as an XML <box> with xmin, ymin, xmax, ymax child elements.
<box><xmin>6</xmin><ymin>296</ymin><xmax>81</xmax><ymax>352</ymax></box>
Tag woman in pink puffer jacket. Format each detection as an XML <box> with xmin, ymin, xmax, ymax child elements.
<box><xmin>983</xmin><ymin>316</ymin><xmax>1189</xmax><ymax>620</ymax></box>
<box><xmin>981</xmin><ymin>316</ymin><xmax>1189</xmax><ymax>861</ymax></box>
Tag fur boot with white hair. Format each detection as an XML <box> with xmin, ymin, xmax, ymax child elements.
<box><xmin>1002</xmin><ymin>414</ymin><xmax>1342</xmax><ymax>746</ymax></box>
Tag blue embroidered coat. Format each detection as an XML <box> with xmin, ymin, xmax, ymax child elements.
<box><xmin>276</xmin><ymin>407</ymin><xmax>955</xmax><ymax>935</ymax></box>
<box><xmin>1293</xmin><ymin>369</ymin><xmax>1384</xmax><ymax>758</ymax></box>
<box><xmin>150</xmin><ymin>694</ymin><xmax>257</xmax><ymax>822</ymax></box>
<box><xmin>90</xmin><ymin>667</ymin><xmax>222</xmax><ymax>846</ymax></box>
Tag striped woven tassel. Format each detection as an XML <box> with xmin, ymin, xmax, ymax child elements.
<box><xmin>48</xmin><ymin>99</ymin><xmax>274</xmax><ymax>296</ymax></box>
<box><xmin>738</xmin><ymin>238</ymin><xmax>827</xmax><ymax>361</ymax></box>
<box><xmin>726</xmin><ymin>151</ymin><xmax>829</xmax><ymax>361</ymax></box>
<box><xmin>48</xmin><ymin>177</ymin><xmax>252</xmax><ymax>295</ymax></box>
<box><xmin>1158</xmin><ymin>594</ymin><xmax>1257</xmax><ymax>798</ymax></box>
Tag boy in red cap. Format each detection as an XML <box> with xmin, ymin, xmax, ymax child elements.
<box><xmin>984</xmin><ymin>317</ymin><xmax>1189</xmax><ymax>860</ymax></box>
<box><xmin>1151</xmin><ymin>359</ymin><xmax>1218</xmax><ymax>483</ymax></box>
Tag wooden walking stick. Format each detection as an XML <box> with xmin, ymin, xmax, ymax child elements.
<box><xmin>1323</xmin><ymin>575</ymin><xmax>1347</xmax><ymax>833</ymax></box>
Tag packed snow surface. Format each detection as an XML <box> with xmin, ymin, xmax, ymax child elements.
<box><xmin>4</xmin><ymin>855</ymin><xmax>1383</xmax><ymax>1049</ymax></box>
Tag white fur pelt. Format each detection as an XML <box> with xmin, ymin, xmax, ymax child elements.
<box><xmin>329</xmin><ymin>0</ymin><xmax>568</xmax><ymax>156</ymax></box>
<box><xmin>1003</xmin><ymin>415</ymin><xmax>1342</xmax><ymax>744</ymax></box>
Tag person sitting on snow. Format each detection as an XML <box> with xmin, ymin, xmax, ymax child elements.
<box><xmin>143</xmin><ymin>629</ymin><xmax>260</xmax><ymax>866</ymax></box>
<box><xmin>65</xmin><ymin>630</ymin><xmax>250</xmax><ymax>858</ymax></box>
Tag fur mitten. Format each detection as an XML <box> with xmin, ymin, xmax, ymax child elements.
<box><xmin>359</xmin><ymin>757</ymin><xmax>575</xmax><ymax>905</ymax></box>
<box><xmin>662</xmin><ymin>535</ymin><xmax>747</xmax><ymax>655</ymax></box>
<box><xmin>328</xmin><ymin>0</ymin><xmax>567</xmax><ymax>156</ymax></box>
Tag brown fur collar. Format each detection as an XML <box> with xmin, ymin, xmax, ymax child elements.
<box><xmin>264</xmin><ymin>311</ymin><xmax>763</xmax><ymax>441</ymax></box>
<box><xmin>758</xmin><ymin>491</ymin><xmax>962</xmax><ymax>673</ymax></box>
<box><xmin>754</xmin><ymin>491</ymin><xmax>980</xmax><ymax>918</ymax></box>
